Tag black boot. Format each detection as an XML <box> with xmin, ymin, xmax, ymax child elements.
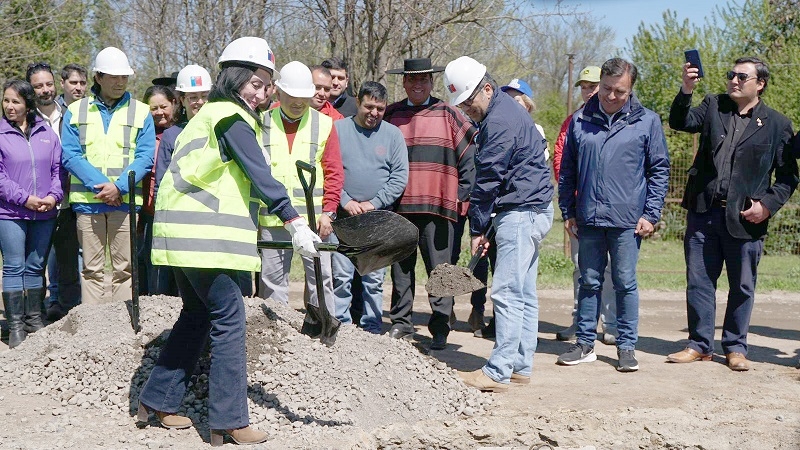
<box><xmin>23</xmin><ymin>288</ymin><xmax>46</xmax><ymax>333</ymax></box>
<box><xmin>2</xmin><ymin>291</ymin><xmax>27</xmax><ymax>348</ymax></box>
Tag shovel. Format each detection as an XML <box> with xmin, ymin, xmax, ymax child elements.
<box><xmin>128</xmin><ymin>170</ymin><xmax>141</xmax><ymax>333</ymax></box>
<box><xmin>425</xmin><ymin>222</ymin><xmax>495</xmax><ymax>298</ymax></box>
<box><xmin>257</xmin><ymin>210</ymin><xmax>418</xmax><ymax>275</ymax></box>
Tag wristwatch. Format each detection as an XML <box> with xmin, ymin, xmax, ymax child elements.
<box><xmin>323</xmin><ymin>211</ymin><xmax>337</xmax><ymax>220</ymax></box>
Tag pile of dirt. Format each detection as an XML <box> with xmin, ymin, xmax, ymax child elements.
<box><xmin>0</xmin><ymin>295</ymin><xmax>492</xmax><ymax>448</ymax></box>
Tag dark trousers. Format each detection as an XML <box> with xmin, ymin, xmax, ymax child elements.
<box><xmin>390</xmin><ymin>214</ymin><xmax>454</xmax><ymax>336</ymax></box>
<box><xmin>138</xmin><ymin>267</ymin><xmax>249</xmax><ymax>430</ymax></box>
<box><xmin>138</xmin><ymin>213</ymin><xmax>179</xmax><ymax>296</ymax></box>
<box><xmin>684</xmin><ymin>208</ymin><xmax>763</xmax><ymax>355</ymax></box>
<box><xmin>451</xmin><ymin>213</ymin><xmax>495</xmax><ymax>312</ymax></box>
<box><xmin>51</xmin><ymin>208</ymin><xmax>82</xmax><ymax>307</ymax></box>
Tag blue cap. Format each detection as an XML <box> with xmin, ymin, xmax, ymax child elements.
<box><xmin>500</xmin><ymin>78</ymin><xmax>533</xmax><ymax>98</ymax></box>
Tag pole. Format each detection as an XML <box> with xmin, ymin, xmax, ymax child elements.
<box><xmin>564</xmin><ymin>54</ymin><xmax>575</xmax><ymax>259</ymax></box>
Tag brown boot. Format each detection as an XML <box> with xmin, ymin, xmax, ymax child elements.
<box><xmin>136</xmin><ymin>401</ymin><xmax>192</xmax><ymax>429</ymax></box>
<box><xmin>666</xmin><ymin>347</ymin><xmax>712</xmax><ymax>363</ymax></box>
<box><xmin>211</xmin><ymin>426</ymin><xmax>268</xmax><ymax>446</ymax></box>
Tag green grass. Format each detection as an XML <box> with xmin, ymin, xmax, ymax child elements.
<box><xmin>289</xmin><ymin>218</ymin><xmax>800</xmax><ymax>292</ymax></box>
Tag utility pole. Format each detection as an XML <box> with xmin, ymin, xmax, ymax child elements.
<box><xmin>564</xmin><ymin>53</ymin><xmax>575</xmax><ymax>259</ymax></box>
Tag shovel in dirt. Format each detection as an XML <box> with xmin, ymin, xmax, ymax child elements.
<box><xmin>425</xmin><ymin>222</ymin><xmax>495</xmax><ymax>298</ymax></box>
<box><xmin>128</xmin><ymin>170</ymin><xmax>141</xmax><ymax>333</ymax></box>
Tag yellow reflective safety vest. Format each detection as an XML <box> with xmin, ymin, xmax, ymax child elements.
<box><xmin>151</xmin><ymin>102</ymin><xmax>265</xmax><ymax>272</ymax></box>
<box><xmin>258</xmin><ymin>107</ymin><xmax>332</xmax><ymax>227</ymax></box>
<box><xmin>67</xmin><ymin>95</ymin><xmax>149</xmax><ymax>205</ymax></box>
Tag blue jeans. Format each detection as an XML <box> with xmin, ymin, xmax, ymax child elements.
<box><xmin>138</xmin><ymin>267</ymin><xmax>249</xmax><ymax>430</ymax></box>
<box><xmin>330</xmin><ymin>232</ymin><xmax>386</xmax><ymax>333</ymax></box>
<box><xmin>0</xmin><ymin>219</ymin><xmax>56</xmax><ymax>291</ymax></box>
<box><xmin>482</xmin><ymin>204</ymin><xmax>553</xmax><ymax>383</ymax></box>
<box><xmin>576</xmin><ymin>226</ymin><xmax>641</xmax><ymax>351</ymax></box>
<box><xmin>684</xmin><ymin>208</ymin><xmax>762</xmax><ymax>355</ymax></box>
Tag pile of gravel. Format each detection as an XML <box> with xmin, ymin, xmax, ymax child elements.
<box><xmin>0</xmin><ymin>295</ymin><xmax>492</xmax><ymax>447</ymax></box>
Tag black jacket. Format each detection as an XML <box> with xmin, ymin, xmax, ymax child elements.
<box><xmin>669</xmin><ymin>91</ymin><xmax>798</xmax><ymax>239</ymax></box>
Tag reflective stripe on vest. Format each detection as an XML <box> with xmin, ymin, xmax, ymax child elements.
<box><xmin>258</xmin><ymin>108</ymin><xmax>331</xmax><ymax>227</ymax></box>
<box><xmin>68</xmin><ymin>96</ymin><xmax>147</xmax><ymax>205</ymax></box>
<box><xmin>151</xmin><ymin>102</ymin><xmax>264</xmax><ymax>272</ymax></box>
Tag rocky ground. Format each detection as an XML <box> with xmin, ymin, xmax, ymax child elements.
<box><xmin>1</xmin><ymin>285</ymin><xmax>799</xmax><ymax>449</ymax></box>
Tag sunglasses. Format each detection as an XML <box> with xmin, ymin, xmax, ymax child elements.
<box><xmin>726</xmin><ymin>71</ymin><xmax>756</xmax><ymax>83</ymax></box>
<box><xmin>461</xmin><ymin>84</ymin><xmax>483</xmax><ymax>107</ymax></box>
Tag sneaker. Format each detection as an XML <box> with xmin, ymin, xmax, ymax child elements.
<box><xmin>556</xmin><ymin>324</ymin><xmax>576</xmax><ymax>341</ymax></box>
<box><xmin>617</xmin><ymin>349</ymin><xmax>639</xmax><ymax>372</ymax></box>
<box><xmin>600</xmin><ymin>332</ymin><xmax>617</xmax><ymax>346</ymax></box>
<box><xmin>556</xmin><ymin>343</ymin><xmax>596</xmax><ymax>366</ymax></box>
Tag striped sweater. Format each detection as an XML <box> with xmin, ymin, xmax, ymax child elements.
<box><xmin>383</xmin><ymin>97</ymin><xmax>477</xmax><ymax>221</ymax></box>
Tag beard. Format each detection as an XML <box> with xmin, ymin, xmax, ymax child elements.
<box><xmin>37</xmin><ymin>95</ymin><xmax>55</xmax><ymax>106</ymax></box>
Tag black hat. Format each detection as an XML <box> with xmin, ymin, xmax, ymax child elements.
<box><xmin>386</xmin><ymin>58</ymin><xmax>445</xmax><ymax>75</ymax></box>
<box><xmin>152</xmin><ymin>71</ymin><xmax>179</xmax><ymax>86</ymax></box>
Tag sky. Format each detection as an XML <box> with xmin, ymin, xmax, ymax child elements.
<box><xmin>538</xmin><ymin>0</ymin><xmax>727</xmax><ymax>54</ymax></box>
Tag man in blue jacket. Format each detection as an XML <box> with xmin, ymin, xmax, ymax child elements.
<box><xmin>444</xmin><ymin>56</ymin><xmax>553</xmax><ymax>392</ymax></box>
<box><xmin>557</xmin><ymin>58</ymin><xmax>670</xmax><ymax>372</ymax></box>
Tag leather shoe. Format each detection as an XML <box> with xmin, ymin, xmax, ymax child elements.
<box><xmin>467</xmin><ymin>308</ymin><xmax>484</xmax><ymax>332</ymax></box>
<box><xmin>137</xmin><ymin>401</ymin><xmax>192</xmax><ymax>429</ymax></box>
<box><xmin>666</xmin><ymin>347</ymin><xmax>712</xmax><ymax>363</ymax></box>
<box><xmin>725</xmin><ymin>352</ymin><xmax>751</xmax><ymax>371</ymax></box>
<box><xmin>556</xmin><ymin>324</ymin><xmax>576</xmax><ymax>341</ymax></box>
<box><xmin>510</xmin><ymin>372</ymin><xmax>530</xmax><ymax>384</ymax></box>
<box><xmin>388</xmin><ymin>326</ymin><xmax>414</xmax><ymax>340</ymax></box>
<box><xmin>459</xmin><ymin>369</ymin><xmax>508</xmax><ymax>392</ymax></box>
<box><xmin>430</xmin><ymin>334</ymin><xmax>447</xmax><ymax>350</ymax></box>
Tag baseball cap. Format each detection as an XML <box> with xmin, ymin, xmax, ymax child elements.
<box><xmin>574</xmin><ymin>66</ymin><xmax>601</xmax><ymax>86</ymax></box>
<box><xmin>500</xmin><ymin>78</ymin><xmax>533</xmax><ymax>98</ymax></box>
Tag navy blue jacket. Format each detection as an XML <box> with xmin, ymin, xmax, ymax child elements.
<box><xmin>468</xmin><ymin>90</ymin><xmax>553</xmax><ymax>235</ymax></box>
<box><xmin>558</xmin><ymin>93</ymin><xmax>670</xmax><ymax>228</ymax></box>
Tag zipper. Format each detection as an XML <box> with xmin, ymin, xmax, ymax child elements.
<box><xmin>27</xmin><ymin>131</ymin><xmax>39</xmax><ymax>219</ymax></box>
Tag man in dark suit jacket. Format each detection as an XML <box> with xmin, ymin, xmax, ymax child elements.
<box><xmin>667</xmin><ymin>56</ymin><xmax>798</xmax><ymax>371</ymax></box>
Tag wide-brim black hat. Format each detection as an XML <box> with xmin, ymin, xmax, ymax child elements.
<box><xmin>152</xmin><ymin>71</ymin><xmax>179</xmax><ymax>86</ymax></box>
<box><xmin>386</xmin><ymin>58</ymin><xmax>445</xmax><ymax>75</ymax></box>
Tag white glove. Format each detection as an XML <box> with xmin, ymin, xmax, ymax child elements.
<box><xmin>284</xmin><ymin>217</ymin><xmax>322</xmax><ymax>258</ymax></box>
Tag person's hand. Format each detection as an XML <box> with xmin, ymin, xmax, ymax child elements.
<box><xmin>37</xmin><ymin>195</ymin><xmax>57</xmax><ymax>212</ymax></box>
<box><xmin>358</xmin><ymin>201</ymin><xmax>375</xmax><ymax>212</ymax></box>
<box><xmin>471</xmin><ymin>234</ymin><xmax>489</xmax><ymax>257</ymax></box>
<box><xmin>564</xmin><ymin>218</ymin><xmax>578</xmax><ymax>238</ymax></box>
<box><xmin>24</xmin><ymin>195</ymin><xmax>44</xmax><ymax>211</ymax></box>
<box><xmin>343</xmin><ymin>200</ymin><xmax>363</xmax><ymax>216</ymax></box>
<box><xmin>635</xmin><ymin>217</ymin><xmax>655</xmax><ymax>237</ymax></box>
<box><xmin>317</xmin><ymin>213</ymin><xmax>333</xmax><ymax>239</ymax></box>
<box><xmin>284</xmin><ymin>217</ymin><xmax>322</xmax><ymax>257</ymax></box>
<box><xmin>741</xmin><ymin>199</ymin><xmax>770</xmax><ymax>224</ymax></box>
<box><xmin>94</xmin><ymin>182</ymin><xmax>121</xmax><ymax>206</ymax></box>
<box><xmin>681</xmin><ymin>62</ymin><xmax>700</xmax><ymax>94</ymax></box>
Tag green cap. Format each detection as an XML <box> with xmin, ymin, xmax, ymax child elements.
<box><xmin>575</xmin><ymin>66</ymin><xmax>601</xmax><ymax>86</ymax></box>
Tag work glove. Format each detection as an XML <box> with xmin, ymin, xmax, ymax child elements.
<box><xmin>284</xmin><ymin>217</ymin><xmax>322</xmax><ymax>257</ymax></box>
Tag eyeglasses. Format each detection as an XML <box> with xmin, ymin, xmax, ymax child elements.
<box><xmin>461</xmin><ymin>84</ymin><xmax>483</xmax><ymax>107</ymax></box>
<box><xmin>726</xmin><ymin>71</ymin><xmax>756</xmax><ymax>83</ymax></box>
<box><xmin>27</xmin><ymin>62</ymin><xmax>51</xmax><ymax>71</ymax></box>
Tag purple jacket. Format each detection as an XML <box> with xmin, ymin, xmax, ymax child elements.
<box><xmin>0</xmin><ymin>115</ymin><xmax>63</xmax><ymax>220</ymax></box>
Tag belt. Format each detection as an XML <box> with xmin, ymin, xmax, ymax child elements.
<box><xmin>711</xmin><ymin>199</ymin><xmax>727</xmax><ymax>208</ymax></box>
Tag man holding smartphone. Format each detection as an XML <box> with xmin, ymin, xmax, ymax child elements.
<box><xmin>667</xmin><ymin>57</ymin><xmax>798</xmax><ymax>371</ymax></box>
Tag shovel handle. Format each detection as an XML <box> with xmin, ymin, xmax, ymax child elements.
<box><xmin>296</xmin><ymin>160</ymin><xmax>317</xmax><ymax>233</ymax></box>
<box><xmin>467</xmin><ymin>221</ymin><xmax>496</xmax><ymax>271</ymax></box>
<box><xmin>256</xmin><ymin>240</ymin><xmax>338</xmax><ymax>251</ymax></box>
<box><xmin>128</xmin><ymin>170</ymin><xmax>141</xmax><ymax>333</ymax></box>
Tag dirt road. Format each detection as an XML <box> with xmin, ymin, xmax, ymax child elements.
<box><xmin>1</xmin><ymin>286</ymin><xmax>798</xmax><ymax>449</ymax></box>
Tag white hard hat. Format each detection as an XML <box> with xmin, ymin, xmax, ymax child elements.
<box><xmin>443</xmin><ymin>56</ymin><xmax>487</xmax><ymax>106</ymax></box>
<box><xmin>274</xmin><ymin>61</ymin><xmax>315</xmax><ymax>98</ymax></box>
<box><xmin>93</xmin><ymin>47</ymin><xmax>134</xmax><ymax>76</ymax></box>
<box><xmin>218</xmin><ymin>37</ymin><xmax>276</xmax><ymax>72</ymax></box>
<box><xmin>175</xmin><ymin>64</ymin><xmax>212</xmax><ymax>93</ymax></box>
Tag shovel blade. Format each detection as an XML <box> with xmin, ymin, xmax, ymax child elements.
<box><xmin>425</xmin><ymin>263</ymin><xmax>486</xmax><ymax>297</ymax></box>
<box><xmin>332</xmin><ymin>210</ymin><xmax>418</xmax><ymax>275</ymax></box>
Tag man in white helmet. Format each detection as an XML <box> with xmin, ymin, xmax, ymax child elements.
<box><xmin>257</xmin><ymin>61</ymin><xmax>344</xmax><ymax>337</ymax></box>
<box><xmin>61</xmin><ymin>46</ymin><xmax>155</xmax><ymax>305</ymax></box>
<box><xmin>444</xmin><ymin>56</ymin><xmax>553</xmax><ymax>392</ymax></box>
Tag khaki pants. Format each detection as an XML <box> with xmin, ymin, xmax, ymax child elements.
<box><xmin>76</xmin><ymin>211</ymin><xmax>131</xmax><ymax>305</ymax></box>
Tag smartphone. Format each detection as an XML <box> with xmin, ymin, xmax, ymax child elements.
<box><xmin>743</xmin><ymin>197</ymin><xmax>753</xmax><ymax>210</ymax></box>
<box><xmin>684</xmin><ymin>49</ymin><xmax>704</xmax><ymax>78</ymax></box>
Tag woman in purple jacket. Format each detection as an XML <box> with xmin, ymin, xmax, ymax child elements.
<box><xmin>0</xmin><ymin>79</ymin><xmax>62</xmax><ymax>348</ymax></box>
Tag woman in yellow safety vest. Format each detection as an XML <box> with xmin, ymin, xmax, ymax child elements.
<box><xmin>135</xmin><ymin>37</ymin><xmax>320</xmax><ymax>447</ymax></box>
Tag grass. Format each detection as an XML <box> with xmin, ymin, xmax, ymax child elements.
<box><xmin>288</xmin><ymin>217</ymin><xmax>800</xmax><ymax>292</ymax></box>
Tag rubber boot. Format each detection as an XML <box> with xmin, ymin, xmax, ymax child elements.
<box><xmin>2</xmin><ymin>291</ymin><xmax>27</xmax><ymax>348</ymax></box>
<box><xmin>23</xmin><ymin>288</ymin><xmax>46</xmax><ymax>333</ymax></box>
